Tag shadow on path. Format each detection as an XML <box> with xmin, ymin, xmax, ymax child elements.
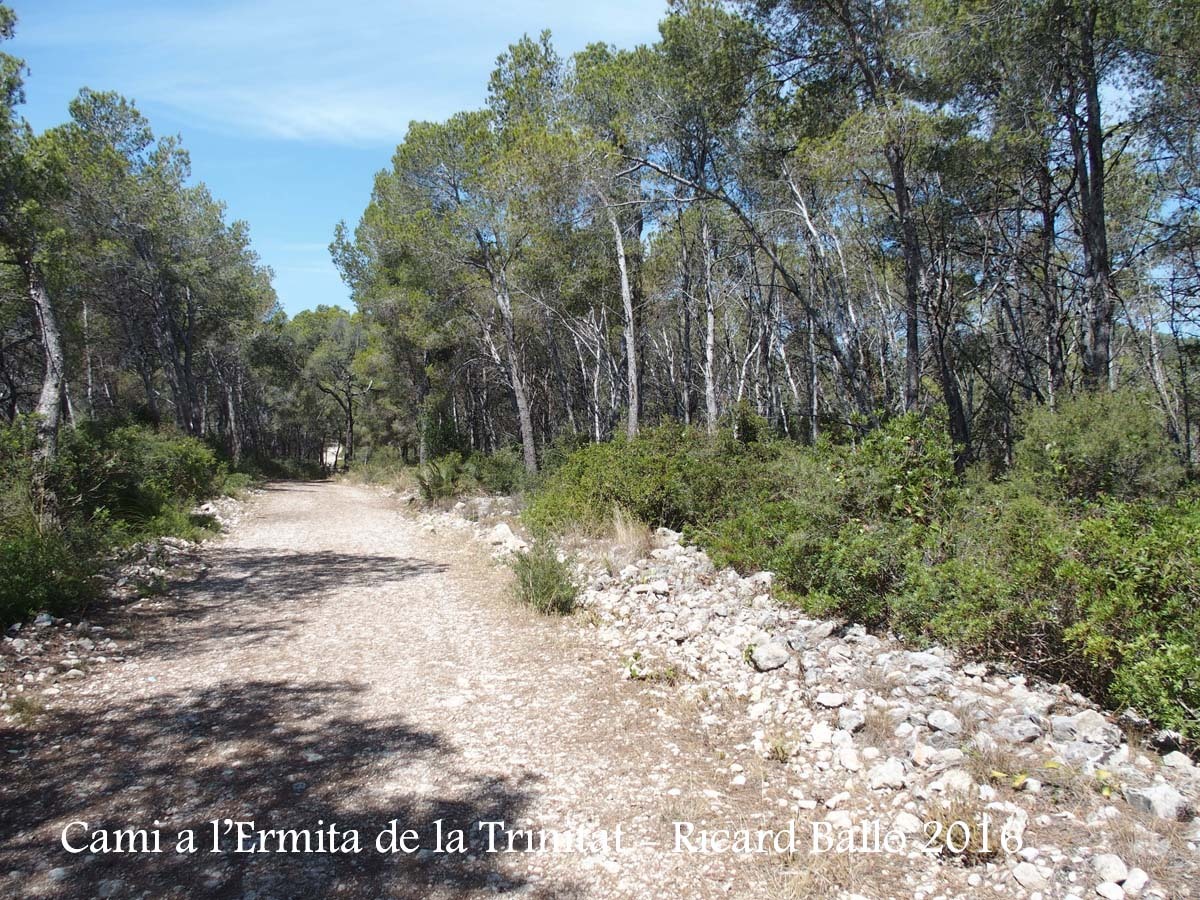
<box><xmin>124</xmin><ymin>548</ymin><xmax>449</xmax><ymax>660</ymax></box>
<box><xmin>0</xmin><ymin>679</ymin><xmax>571</xmax><ymax>899</ymax></box>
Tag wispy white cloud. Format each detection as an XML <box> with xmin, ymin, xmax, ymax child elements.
<box><xmin>21</xmin><ymin>0</ymin><xmax>666</xmax><ymax>145</ymax></box>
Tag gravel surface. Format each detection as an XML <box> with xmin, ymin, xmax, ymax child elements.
<box><xmin>0</xmin><ymin>481</ymin><xmax>778</xmax><ymax>899</ymax></box>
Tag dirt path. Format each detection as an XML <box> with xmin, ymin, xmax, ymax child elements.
<box><xmin>1</xmin><ymin>482</ymin><xmax>778</xmax><ymax>899</ymax></box>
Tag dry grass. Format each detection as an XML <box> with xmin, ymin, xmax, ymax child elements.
<box><xmin>554</xmin><ymin>504</ymin><xmax>656</xmax><ymax>569</ymax></box>
<box><xmin>1102</xmin><ymin>805</ymin><xmax>1199</xmax><ymax>892</ymax></box>
<box><xmin>857</xmin><ymin>706</ymin><xmax>895</xmax><ymax>747</ymax></box>
<box><xmin>965</xmin><ymin>743</ymin><xmax>1088</xmax><ymax>803</ymax></box>
<box><xmin>858</xmin><ymin>665</ymin><xmax>894</xmax><ymax>698</ymax></box>
<box><xmin>5</xmin><ymin>693</ymin><xmax>44</xmax><ymax>725</ymax></box>
<box><xmin>757</xmin><ymin>822</ymin><xmax>875</xmax><ymax>899</ymax></box>
<box><xmin>766</xmin><ymin>734</ymin><xmax>794</xmax><ymax>763</ymax></box>
<box><xmin>921</xmin><ymin>795</ymin><xmax>1001</xmax><ymax>865</ymax></box>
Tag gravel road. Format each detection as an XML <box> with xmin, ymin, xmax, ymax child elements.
<box><xmin>1</xmin><ymin>481</ymin><xmax>778</xmax><ymax>899</ymax></box>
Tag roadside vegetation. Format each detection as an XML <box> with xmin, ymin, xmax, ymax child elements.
<box><xmin>508</xmin><ymin>539</ymin><xmax>579</xmax><ymax>616</ymax></box>
<box><xmin>0</xmin><ymin>417</ymin><xmax>254</xmax><ymax>623</ymax></box>
<box><xmin>521</xmin><ymin>393</ymin><xmax>1199</xmax><ymax>741</ymax></box>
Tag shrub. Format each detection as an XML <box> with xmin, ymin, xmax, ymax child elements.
<box><xmin>238</xmin><ymin>454</ymin><xmax>325</xmax><ymax>481</ymax></box>
<box><xmin>350</xmin><ymin>445</ymin><xmax>410</xmax><ymax>485</ymax></box>
<box><xmin>416</xmin><ymin>452</ymin><xmax>467</xmax><ymax>500</ymax></box>
<box><xmin>524</xmin><ymin>422</ymin><xmax>787</xmax><ymax>536</ymax></box>
<box><xmin>508</xmin><ymin>540</ymin><xmax>578</xmax><ymax>615</ymax></box>
<box><xmin>0</xmin><ymin>419</ymin><xmax>229</xmax><ymax>622</ymax></box>
<box><xmin>521</xmin><ymin>405</ymin><xmax>1200</xmax><ymax>739</ymax></box>
<box><xmin>0</xmin><ymin>522</ymin><xmax>97</xmax><ymax>624</ymax></box>
<box><xmin>465</xmin><ymin>446</ymin><xmax>527</xmax><ymax>494</ymax></box>
<box><xmin>219</xmin><ymin>471</ymin><xmax>256</xmax><ymax>495</ymax></box>
<box><xmin>1013</xmin><ymin>391</ymin><xmax>1185</xmax><ymax>502</ymax></box>
<box><xmin>50</xmin><ymin>424</ymin><xmax>222</xmax><ymax>526</ymax></box>
<box><xmin>1060</xmin><ymin>498</ymin><xmax>1200</xmax><ymax>735</ymax></box>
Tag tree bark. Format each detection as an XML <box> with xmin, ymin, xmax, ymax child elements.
<box><xmin>1069</xmin><ymin>1</ymin><xmax>1117</xmax><ymax>390</ymax></box>
<box><xmin>701</xmin><ymin>213</ymin><xmax>719</xmax><ymax>434</ymax></box>
<box><xmin>22</xmin><ymin>253</ymin><xmax>64</xmax><ymax>522</ymax></box>
<box><xmin>887</xmin><ymin>145</ymin><xmax>922</xmax><ymax>411</ymax></box>
<box><xmin>492</xmin><ymin>274</ymin><xmax>538</xmax><ymax>473</ymax></box>
<box><xmin>603</xmin><ymin>199</ymin><xmax>640</xmax><ymax>439</ymax></box>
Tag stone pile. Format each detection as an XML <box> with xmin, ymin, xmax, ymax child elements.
<box><xmin>423</xmin><ymin>497</ymin><xmax>1200</xmax><ymax>899</ymax></box>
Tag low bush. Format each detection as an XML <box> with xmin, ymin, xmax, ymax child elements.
<box><xmin>350</xmin><ymin>446</ymin><xmax>411</xmax><ymax>485</ymax></box>
<box><xmin>520</xmin><ymin>396</ymin><xmax>1199</xmax><ymax>738</ymax></box>
<box><xmin>0</xmin><ymin>521</ymin><xmax>99</xmax><ymax>623</ymax></box>
<box><xmin>416</xmin><ymin>452</ymin><xmax>467</xmax><ymax>500</ymax></box>
<box><xmin>0</xmin><ymin>418</ymin><xmax>232</xmax><ymax>623</ymax></box>
<box><xmin>238</xmin><ymin>455</ymin><xmax>325</xmax><ymax>481</ymax></box>
<box><xmin>1012</xmin><ymin>390</ymin><xmax>1185</xmax><ymax>502</ymax></box>
<box><xmin>465</xmin><ymin>446</ymin><xmax>527</xmax><ymax>494</ymax></box>
<box><xmin>508</xmin><ymin>540</ymin><xmax>578</xmax><ymax>615</ymax></box>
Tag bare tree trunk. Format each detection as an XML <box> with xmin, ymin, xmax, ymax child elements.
<box><xmin>701</xmin><ymin>213</ymin><xmax>719</xmax><ymax>434</ymax></box>
<box><xmin>603</xmin><ymin>200</ymin><xmax>640</xmax><ymax>438</ymax></box>
<box><xmin>22</xmin><ymin>254</ymin><xmax>64</xmax><ymax>522</ymax></box>
<box><xmin>887</xmin><ymin>146</ymin><xmax>922</xmax><ymax>411</ymax></box>
<box><xmin>493</xmin><ymin>275</ymin><xmax>538</xmax><ymax>473</ymax></box>
<box><xmin>1069</xmin><ymin>3</ymin><xmax>1117</xmax><ymax>391</ymax></box>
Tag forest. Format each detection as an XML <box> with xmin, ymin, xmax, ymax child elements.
<box><xmin>2</xmin><ymin>0</ymin><xmax>1199</xmax><ymax>736</ymax></box>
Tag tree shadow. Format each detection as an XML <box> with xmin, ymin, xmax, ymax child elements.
<box><xmin>116</xmin><ymin>548</ymin><xmax>449</xmax><ymax>660</ymax></box>
<box><xmin>0</xmin><ymin>679</ymin><xmax>575</xmax><ymax>898</ymax></box>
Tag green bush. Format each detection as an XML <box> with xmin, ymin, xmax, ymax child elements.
<box><xmin>521</xmin><ymin>404</ymin><xmax>1200</xmax><ymax>739</ymax></box>
<box><xmin>0</xmin><ymin>522</ymin><xmax>98</xmax><ymax>624</ymax></box>
<box><xmin>465</xmin><ymin>446</ymin><xmax>526</xmax><ymax>494</ymax></box>
<box><xmin>1013</xmin><ymin>391</ymin><xmax>1185</xmax><ymax>502</ymax></box>
<box><xmin>524</xmin><ymin>422</ymin><xmax>786</xmax><ymax>536</ymax></box>
<box><xmin>416</xmin><ymin>452</ymin><xmax>467</xmax><ymax>500</ymax></box>
<box><xmin>508</xmin><ymin>540</ymin><xmax>578</xmax><ymax>615</ymax></box>
<box><xmin>238</xmin><ymin>454</ymin><xmax>326</xmax><ymax>481</ymax></box>
<box><xmin>0</xmin><ymin>419</ymin><xmax>228</xmax><ymax>622</ymax></box>
<box><xmin>351</xmin><ymin>446</ymin><xmax>410</xmax><ymax>485</ymax></box>
<box><xmin>49</xmin><ymin>424</ymin><xmax>222</xmax><ymax>526</ymax></box>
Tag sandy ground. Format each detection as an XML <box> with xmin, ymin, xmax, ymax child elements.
<box><xmin>1</xmin><ymin>481</ymin><xmax>785</xmax><ymax>899</ymax></box>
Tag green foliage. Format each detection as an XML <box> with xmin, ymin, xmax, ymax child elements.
<box><xmin>51</xmin><ymin>424</ymin><xmax>222</xmax><ymax>529</ymax></box>
<box><xmin>464</xmin><ymin>446</ymin><xmax>527</xmax><ymax>494</ymax></box>
<box><xmin>416</xmin><ymin>452</ymin><xmax>467</xmax><ymax>500</ymax></box>
<box><xmin>351</xmin><ymin>446</ymin><xmax>410</xmax><ymax>485</ymax></box>
<box><xmin>523</xmin><ymin>422</ymin><xmax>786</xmax><ymax>536</ymax></box>
<box><xmin>0</xmin><ymin>419</ymin><xmax>229</xmax><ymax>623</ymax></box>
<box><xmin>1013</xmin><ymin>391</ymin><xmax>1185</xmax><ymax>502</ymax></box>
<box><xmin>237</xmin><ymin>455</ymin><xmax>325</xmax><ymax>482</ymax></box>
<box><xmin>0</xmin><ymin>522</ymin><xmax>98</xmax><ymax>624</ymax></box>
<box><xmin>524</xmin><ymin>407</ymin><xmax>1200</xmax><ymax>739</ymax></box>
<box><xmin>508</xmin><ymin>540</ymin><xmax>578</xmax><ymax>615</ymax></box>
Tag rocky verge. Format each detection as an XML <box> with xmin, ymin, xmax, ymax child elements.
<box><xmin>413</xmin><ymin>493</ymin><xmax>1200</xmax><ymax>900</ymax></box>
<box><xmin>0</xmin><ymin>493</ymin><xmax>250</xmax><ymax>726</ymax></box>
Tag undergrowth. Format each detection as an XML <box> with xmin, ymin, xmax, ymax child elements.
<box><xmin>522</xmin><ymin>392</ymin><xmax>1199</xmax><ymax>740</ymax></box>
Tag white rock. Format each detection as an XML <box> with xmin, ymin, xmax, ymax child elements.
<box><xmin>809</xmin><ymin>722</ymin><xmax>834</xmax><ymax>745</ymax></box>
<box><xmin>1161</xmin><ymin>751</ymin><xmax>1193</xmax><ymax>770</ymax></box>
<box><xmin>1095</xmin><ymin>882</ymin><xmax>1125</xmax><ymax>900</ymax></box>
<box><xmin>750</xmin><ymin>642</ymin><xmax>790</xmax><ymax>672</ymax></box>
<box><xmin>838</xmin><ymin>747</ymin><xmax>862</xmax><ymax>772</ymax></box>
<box><xmin>928</xmin><ymin>709</ymin><xmax>963</xmax><ymax>734</ymax></box>
<box><xmin>1092</xmin><ymin>854</ymin><xmax>1128</xmax><ymax>884</ymax></box>
<box><xmin>867</xmin><ymin>758</ymin><xmax>906</xmax><ymax>790</ymax></box>
<box><xmin>486</xmin><ymin>522</ymin><xmax>527</xmax><ymax>552</ymax></box>
<box><xmin>838</xmin><ymin>708</ymin><xmax>865</xmax><ymax>732</ymax></box>
<box><xmin>1123</xmin><ymin>782</ymin><xmax>1190</xmax><ymax>820</ymax></box>
<box><xmin>815</xmin><ymin>692</ymin><xmax>845</xmax><ymax>708</ymax></box>
<box><xmin>1012</xmin><ymin>861</ymin><xmax>1049</xmax><ymax>891</ymax></box>
<box><xmin>1052</xmin><ymin>710</ymin><xmax>1121</xmax><ymax>745</ymax></box>
<box><xmin>1122</xmin><ymin>868</ymin><xmax>1149</xmax><ymax>896</ymax></box>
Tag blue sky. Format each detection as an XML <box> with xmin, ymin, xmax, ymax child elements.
<box><xmin>9</xmin><ymin>1</ymin><xmax>667</xmax><ymax>316</ymax></box>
